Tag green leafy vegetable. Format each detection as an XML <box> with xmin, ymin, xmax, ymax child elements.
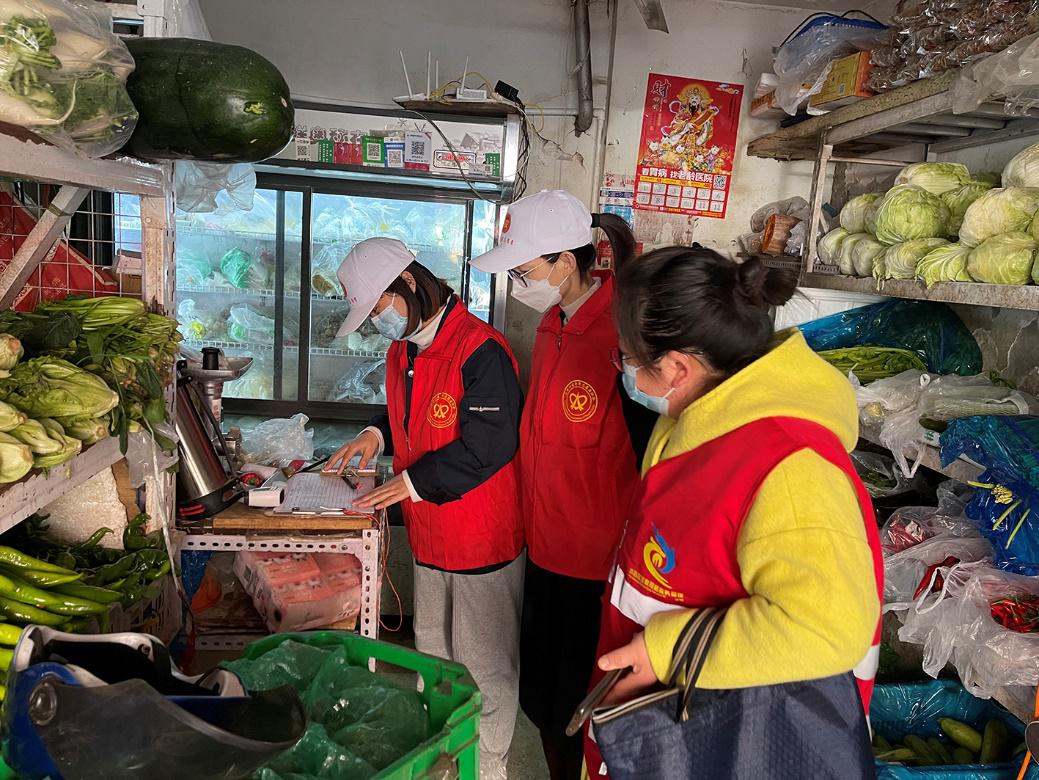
<box><xmin>872</xmin><ymin>185</ymin><xmax>950</xmax><ymax>246</ymax></box>
<box><xmin>818</xmin><ymin>347</ymin><xmax>927</xmax><ymax>382</ymax></box>
<box><xmin>967</xmin><ymin>232</ymin><xmax>1037</xmax><ymax>285</ymax></box>
<box><xmin>958</xmin><ymin>187</ymin><xmax>1039</xmax><ymax>247</ymax></box>
<box><xmin>0</xmin><ymin>432</ymin><xmax>33</xmax><ymax>483</ymax></box>
<box><xmin>878</xmin><ymin>238</ymin><xmax>950</xmax><ymax>280</ymax></box>
<box><xmin>839</xmin><ymin>193</ymin><xmax>884</xmax><ymax>234</ymax></box>
<box><xmin>818</xmin><ymin>227</ymin><xmax>849</xmax><ymax>265</ymax></box>
<box><xmin>916</xmin><ymin>243</ymin><xmax>973</xmax><ymax>288</ymax></box>
<box><xmin>894</xmin><ymin>162</ymin><xmax>971</xmax><ymax>195</ymax></box>
<box><xmin>0</xmin><ymin>357</ymin><xmax>118</xmax><ymax>419</ymax></box>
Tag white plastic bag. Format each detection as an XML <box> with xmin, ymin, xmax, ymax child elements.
<box><xmin>851</xmin><ymin>451</ymin><xmax>912</xmax><ymax>498</ymax></box>
<box><xmin>0</xmin><ymin>0</ymin><xmax>138</xmax><ymax>156</ymax></box>
<box><xmin>749</xmin><ymin>197</ymin><xmax>810</xmax><ymax>232</ymax></box>
<box><xmin>174</xmin><ymin>161</ymin><xmax>256</xmax><ymax>214</ymax></box>
<box><xmin>327</xmin><ymin>360</ymin><xmax>387</xmax><ymax>404</ymax></box>
<box><xmin>227</xmin><ymin>304</ymin><xmax>276</xmax><ymax>345</ymax></box>
<box><xmin>952</xmin><ymin>31</ymin><xmax>1039</xmax><ymax>116</ymax></box>
<box><xmin>241</xmin><ymin>414</ymin><xmax>315</xmax><ymax>467</ymax></box>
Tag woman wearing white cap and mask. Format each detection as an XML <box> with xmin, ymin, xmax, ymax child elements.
<box><xmin>471</xmin><ymin>191</ymin><xmax>656</xmax><ymax>780</ymax></box>
<box><xmin>326</xmin><ymin>237</ymin><xmax>524</xmax><ymax>780</ymax></box>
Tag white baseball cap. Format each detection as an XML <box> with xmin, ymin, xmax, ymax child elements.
<box><xmin>471</xmin><ymin>189</ymin><xmax>594</xmax><ymax>273</ymax></box>
<box><xmin>335</xmin><ymin>237</ymin><xmax>415</xmax><ymax>337</ymax></box>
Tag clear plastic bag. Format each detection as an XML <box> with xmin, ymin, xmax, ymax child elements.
<box><xmin>175</xmin><ymin>252</ymin><xmax>213</xmax><ymax>287</ymax></box>
<box><xmin>311</xmin><ymin>241</ymin><xmax>351</xmax><ymax>298</ymax></box>
<box><xmin>176</xmin><ymin>298</ymin><xmax>224</xmax><ymax>342</ymax></box>
<box><xmin>851</xmin><ymin>451</ymin><xmax>914</xmax><ymax>498</ymax></box>
<box><xmin>953</xmin><ymin>31</ymin><xmax>1039</xmax><ymax>115</ymax></box>
<box><xmin>800</xmin><ymin>300</ymin><xmax>982</xmax><ymax>375</ymax></box>
<box><xmin>228</xmin><ymin>304</ymin><xmax>276</xmax><ymax>345</ymax></box>
<box><xmin>241</xmin><ymin>414</ymin><xmax>314</xmax><ymax>467</ymax></box>
<box><xmin>174</xmin><ymin>161</ymin><xmax>256</xmax><ymax>214</ymax></box>
<box><xmin>773</xmin><ymin>16</ymin><xmax>888</xmax><ymax>115</ymax></box>
<box><xmin>327</xmin><ymin>360</ymin><xmax>386</xmax><ymax>404</ymax></box>
<box><xmin>0</xmin><ymin>0</ymin><xmax>137</xmax><ymax>157</ymax></box>
<box><xmin>854</xmin><ymin>369</ymin><xmax>927</xmax><ymax>430</ymax></box>
<box><xmin>220</xmin><ymin>247</ymin><xmax>272</xmax><ymax>290</ymax></box>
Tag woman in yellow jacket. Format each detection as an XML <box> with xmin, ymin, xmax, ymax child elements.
<box><xmin>584</xmin><ymin>246</ymin><xmax>883</xmax><ymax>778</ymax></box>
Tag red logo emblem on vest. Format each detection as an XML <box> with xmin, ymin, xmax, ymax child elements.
<box><xmin>562</xmin><ymin>379</ymin><xmax>597</xmax><ymax>423</ymax></box>
<box><xmin>502</xmin><ymin>213</ymin><xmax>512</xmax><ymax>234</ymax></box>
<box><xmin>428</xmin><ymin>392</ymin><xmax>458</xmax><ymax>429</ymax></box>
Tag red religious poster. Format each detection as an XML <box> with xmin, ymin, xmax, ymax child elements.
<box><xmin>633</xmin><ymin>74</ymin><xmax>744</xmax><ymax>219</ymax></box>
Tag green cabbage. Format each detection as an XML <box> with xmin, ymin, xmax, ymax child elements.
<box><xmin>839</xmin><ymin>193</ymin><xmax>884</xmax><ymax>234</ymax></box>
<box><xmin>1002</xmin><ymin>143</ymin><xmax>1039</xmax><ymax>188</ymax></box>
<box><xmin>972</xmin><ymin>171</ymin><xmax>1001</xmax><ymax>187</ymax></box>
<box><xmin>0</xmin><ymin>358</ymin><xmax>118</xmax><ymax>420</ymax></box>
<box><xmin>0</xmin><ymin>334</ymin><xmax>22</xmax><ymax>371</ymax></box>
<box><xmin>958</xmin><ymin>187</ymin><xmax>1039</xmax><ymax>247</ymax></box>
<box><xmin>851</xmin><ymin>236</ymin><xmax>886</xmax><ymax>277</ymax></box>
<box><xmin>967</xmin><ymin>232</ymin><xmax>1037</xmax><ymax>285</ymax></box>
<box><xmin>872</xmin><ymin>185</ymin><xmax>950</xmax><ymax>246</ymax></box>
<box><xmin>916</xmin><ymin>243</ymin><xmax>972</xmax><ymax>288</ymax></box>
<box><xmin>0</xmin><ymin>432</ymin><xmax>33</xmax><ymax>484</ymax></box>
<box><xmin>878</xmin><ymin>238</ymin><xmax>950</xmax><ymax>280</ymax></box>
<box><xmin>865</xmin><ymin>200</ymin><xmax>881</xmax><ymax>235</ymax></box>
<box><xmin>894</xmin><ymin>162</ymin><xmax>971</xmax><ymax>195</ymax></box>
<box><xmin>818</xmin><ymin>227</ymin><xmax>849</xmax><ymax>266</ymax></box>
<box><xmin>837</xmin><ymin>233</ymin><xmax>869</xmax><ymax>275</ymax></box>
<box><xmin>941</xmin><ymin>181</ymin><xmax>995</xmax><ymax>237</ymax></box>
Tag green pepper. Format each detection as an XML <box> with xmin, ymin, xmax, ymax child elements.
<box><xmin>147</xmin><ymin>559</ymin><xmax>171</xmax><ymax>581</ymax></box>
<box><xmin>0</xmin><ymin>623</ymin><xmax>22</xmax><ymax>646</ymax></box>
<box><xmin>72</xmin><ymin>527</ymin><xmax>113</xmax><ymax>550</ymax></box>
<box><xmin>0</xmin><ymin>596</ymin><xmax>67</xmax><ymax>627</ymax></box>
<box><xmin>8</xmin><ymin>567</ymin><xmax>82</xmax><ymax>588</ymax></box>
<box><xmin>0</xmin><ymin>545</ymin><xmax>75</xmax><ymax>575</ymax></box>
<box><xmin>0</xmin><ymin>572</ymin><xmax>106</xmax><ymax>616</ymax></box>
<box><xmin>53</xmin><ymin>582</ymin><xmax>121</xmax><ymax>605</ymax></box>
<box><xmin>87</xmin><ymin>554</ymin><xmax>137</xmax><ymax>586</ymax></box>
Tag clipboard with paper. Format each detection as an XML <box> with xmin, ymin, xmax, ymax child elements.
<box><xmin>271</xmin><ymin>472</ymin><xmax>377</xmax><ymax>516</ymax></box>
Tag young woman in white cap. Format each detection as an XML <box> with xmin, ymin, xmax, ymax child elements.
<box><xmin>471</xmin><ymin>190</ymin><xmax>655</xmax><ymax>780</ymax></box>
<box><xmin>326</xmin><ymin>237</ymin><xmax>524</xmax><ymax>780</ymax></box>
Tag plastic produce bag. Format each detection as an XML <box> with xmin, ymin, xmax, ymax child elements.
<box><xmin>800</xmin><ymin>300</ymin><xmax>982</xmax><ymax>376</ymax></box>
<box><xmin>311</xmin><ymin>240</ymin><xmax>352</xmax><ymax>297</ymax></box>
<box><xmin>223</xmin><ymin>640</ymin><xmax>332</xmax><ymax>692</ymax></box>
<box><xmin>228</xmin><ymin>304</ymin><xmax>276</xmax><ymax>345</ymax></box>
<box><xmin>177</xmin><ymin>298</ymin><xmax>224</xmax><ymax>341</ymax></box>
<box><xmin>853</xmin><ymin>451</ymin><xmax>914</xmax><ymax>498</ymax></box>
<box><xmin>267</xmin><ymin>723</ymin><xmax>377</xmax><ymax>780</ymax></box>
<box><xmin>941</xmin><ymin>416</ymin><xmax>1039</xmax><ymax>575</ymax></box>
<box><xmin>175</xmin><ymin>251</ymin><xmax>213</xmax><ymax>287</ymax></box>
<box><xmin>952</xmin><ymin>31</ymin><xmax>1039</xmax><ymax>116</ymax></box>
<box><xmin>0</xmin><ymin>0</ymin><xmax>138</xmax><ymax>157</ymax></box>
<box><xmin>772</xmin><ymin>15</ymin><xmax>887</xmax><ymax>115</ymax></box>
<box><xmin>241</xmin><ymin>413</ymin><xmax>314</xmax><ymax>467</ymax></box>
<box><xmin>871</xmin><ymin>679</ymin><xmax>1035</xmax><ymax>779</ymax></box>
<box><xmin>221</xmin><ymin>247</ymin><xmax>271</xmax><ymax>290</ymax></box>
<box><xmin>327</xmin><ymin>360</ymin><xmax>386</xmax><ymax>404</ymax></box>
<box><xmin>174</xmin><ymin>161</ymin><xmax>256</xmax><ymax>214</ymax></box>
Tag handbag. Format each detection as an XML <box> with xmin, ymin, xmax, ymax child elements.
<box><xmin>590</xmin><ymin>607</ymin><xmax>875</xmax><ymax>780</ymax></box>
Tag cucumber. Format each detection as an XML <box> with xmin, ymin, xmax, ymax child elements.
<box><xmin>873</xmin><ymin>734</ymin><xmax>893</xmax><ymax>754</ymax></box>
<box><xmin>940</xmin><ymin>718</ymin><xmax>983</xmax><ymax>753</ymax></box>
<box><xmin>876</xmin><ymin>748</ymin><xmax>917</xmax><ymax>763</ymax></box>
<box><xmin>979</xmin><ymin>719</ymin><xmax>1008</xmax><ymax>764</ymax></box>
<box><xmin>952</xmin><ymin>747</ymin><xmax>976</xmax><ymax>764</ymax></box>
<box><xmin>124</xmin><ymin>38</ymin><xmax>293</xmax><ymax>163</ymax></box>
<box><xmin>928</xmin><ymin>737</ymin><xmax>954</xmax><ymax>764</ymax></box>
<box><xmin>905</xmin><ymin>735</ymin><xmax>939</xmax><ymax>765</ymax></box>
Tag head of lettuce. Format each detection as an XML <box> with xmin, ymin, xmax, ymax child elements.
<box><xmin>958</xmin><ymin>187</ymin><xmax>1039</xmax><ymax>247</ymax></box>
<box><xmin>894</xmin><ymin>162</ymin><xmax>970</xmax><ymax>195</ymax></box>
<box><xmin>967</xmin><ymin>232</ymin><xmax>1037</xmax><ymax>285</ymax></box>
<box><xmin>872</xmin><ymin>184</ymin><xmax>950</xmax><ymax>246</ymax></box>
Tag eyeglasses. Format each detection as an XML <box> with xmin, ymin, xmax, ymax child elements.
<box><xmin>609</xmin><ymin>347</ymin><xmax>642</xmax><ymax>372</ymax></box>
<box><xmin>507</xmin><ymin>258</ymin><xmax>551</xmax><ymax>288</ymax></box>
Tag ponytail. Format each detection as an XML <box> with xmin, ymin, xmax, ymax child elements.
<box><xmin>592</xmin><ymin>212</ymin><xmax>636</xmax><ymax>270</ymax></box>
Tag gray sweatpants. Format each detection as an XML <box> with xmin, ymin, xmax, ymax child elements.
<box><xmin>413</xmin><ymin>554</ymin><xmax>524</xmax><ymax>778</ymax></box>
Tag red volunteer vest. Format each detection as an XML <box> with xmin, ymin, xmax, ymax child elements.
<box><xmin>585</xmin><ymin>417</ymin><xmax>884</xmax><ymax>777</ymax></box>
<box><xmin>522</xmin><ymin>274</ymin><xmax>639</xmax><ymax>581</ymax></box>
<box><xmin>386</xmin><ymin>299</ymin><xmax>524</xmax><ymax>571</ymax></box>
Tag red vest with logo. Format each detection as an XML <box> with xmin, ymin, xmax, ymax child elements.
<box><xmin>386</xmin><ymin>300</ymin><xmax>524</xmax><ymax>571</ymax></box>
<box><xmin>584</xmin><ymin>417</ymin><xmax>883</xmax><ymax>777</ymax></box>
<box><xmin>522</xmin><ymin>274</ymin><xmax>639</xmax><ymax>581</ymax></box>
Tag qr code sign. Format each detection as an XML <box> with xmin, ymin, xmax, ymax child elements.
<box><xmin>366</xmin><ymin>141</ymin><xmax>381</xmax><ymax>158</ymax></box>
<box><xmin>409</xmin><ymin>138</ymin><xmax>428</xmax><ymax>158</ymax></box>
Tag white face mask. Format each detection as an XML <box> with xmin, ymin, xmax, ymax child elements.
<box><xmin>510</xmin><ymin>266</ymin><xmax>572</xmax><ymax>313</ymax></box>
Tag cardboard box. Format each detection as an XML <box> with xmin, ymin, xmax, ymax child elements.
<box><xmin>810</xmin><ymin>51</ymin><xmax>874</xmax><ymax>109</ymax></box>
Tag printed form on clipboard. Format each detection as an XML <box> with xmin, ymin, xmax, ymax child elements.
<box><xmin>272</xmin><ymin>473</ymin><xmax>377</xmax><ymax>516</ymax></box>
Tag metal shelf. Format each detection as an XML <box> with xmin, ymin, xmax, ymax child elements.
<box><xmin>177</xmin><ymin>284</ymin><xmax>345</xmax><ymax>302</ymax></box>
<box><xmin>0</xmin><ymin>132</ymin><xmax>166</xmax><ymax>196</ymax></box>
<box><xmin>747</xmin><ymin>71</ymin><xmax>1039</xmax><ymax>160</ymax></box>
<box><xmin>183</xmin><ymin>339</ymin><xmax>385</xmax><ymax>359</ymax></box>
<box><xmin>802</xmin><ymin>272</ymin><xmax>1039</xmax><ymax>313</ymax></box>
<box><xmin>0</xmin><ymin>437</ymin><xmax>124</xmax><ymax>535</ymax></box>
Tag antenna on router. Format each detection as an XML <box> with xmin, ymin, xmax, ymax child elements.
<box><xmin>399</xmin><ymin>49</ymin><xmax>415</xmax><ymax>99</ymax></box>
<box><xmin>426</xmin><ymin>51</ymin><xmax>431</xmax><ymax>99</ymax></box>
<box><xmin>456</xmin><ymin>55</ymin><xmax>487</xmax><ymax>101</ymax></box>
<box><xmin>460</xmin><ymin>56</ymin><xmax>470</xmax><ymax>95</ymax></box>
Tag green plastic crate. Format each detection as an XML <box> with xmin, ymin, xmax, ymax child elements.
<box><xmin>236</xmin><ymin>631</ymin><xmax>481</xmax><ymax>779</ymax></box>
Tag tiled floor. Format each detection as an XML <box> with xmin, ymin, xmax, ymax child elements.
<box><xmin>509</xmin><ymin>714</ymin><xmax>550</xmax><ymax>779</ymax></box>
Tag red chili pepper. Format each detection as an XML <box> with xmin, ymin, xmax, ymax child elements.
<box><xmin>913</xmin><ymin>556</ymin><xmax>961</xmax><ymax>600</ymax></box>
<box><xmin>990</xmin><ymin>596</ymin><xmax>1039</xmax><ymax>633</ymax></box>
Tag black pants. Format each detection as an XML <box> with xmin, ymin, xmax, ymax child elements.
<box><xmin>519</xmin><ymin>560</ymin><xmax>606</xmax><ymax>780</ymax></box>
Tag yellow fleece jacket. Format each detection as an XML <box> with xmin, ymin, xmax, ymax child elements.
<box><xmin>642</xmin><ymin>330</ymin><xmax>879</xmax><ymax>689</ymax></box>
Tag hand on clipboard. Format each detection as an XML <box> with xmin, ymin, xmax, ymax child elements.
<box><xmin>352</xmin><ymin>472</ymin><xmax>410</xmax><ymax>511</ymax></box>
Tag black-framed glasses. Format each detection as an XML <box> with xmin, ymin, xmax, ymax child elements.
<box><xmin>507</xmin><ymin>257</ymin><xmax>552</xmax><ymax>288</ymax></box>
<box><xmin>609</xmin><ymin>347</ymin><xmax>641</xmax><ymax>372</ymax></box>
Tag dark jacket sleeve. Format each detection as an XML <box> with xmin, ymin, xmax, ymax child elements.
<box><xmin>365</xmin><ymin>413</ymin><xmax>394</xmax><ymax>457</ymax></box>
<box><xmin>617</xmin><ymin>373</ymin><xmax>657</xmax><ymax>466</ymax></box>
<box><xmin>405</xmin><ymin>339</ymin><xmax>522</xmax><ymax>504</ymax></box>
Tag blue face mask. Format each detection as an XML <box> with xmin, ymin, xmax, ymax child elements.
<box><xmin>622</xmin><ymin>362</ymin><xmax>675</xmax><ymax>416</ymax></box>
<box><xmin>371</xmin><ymin>295</ymin><xmax>411</xmax><ymax>341</ymax></box>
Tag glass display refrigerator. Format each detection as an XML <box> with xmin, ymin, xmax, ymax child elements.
<box><xmin>118</xmin><ymin>104</ymin><xmax>520</xmax><ymax>423</ymax></box>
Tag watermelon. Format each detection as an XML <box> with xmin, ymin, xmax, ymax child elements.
<box><xmin>124</xmin><ymin>38</ymin><xmax>293</xmax><ymax>163</ymax></box>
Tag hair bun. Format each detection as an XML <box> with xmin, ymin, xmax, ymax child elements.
<box><xmin>736</xmin><ymin>257</ymin><xmax>797</xmax><ymax>308</ymax></box>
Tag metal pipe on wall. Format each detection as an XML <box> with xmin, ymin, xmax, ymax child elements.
<box><xmin>574</xmin><ymin>0</ymin><xmax>594</xmax><ymax>136</ymax></box>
